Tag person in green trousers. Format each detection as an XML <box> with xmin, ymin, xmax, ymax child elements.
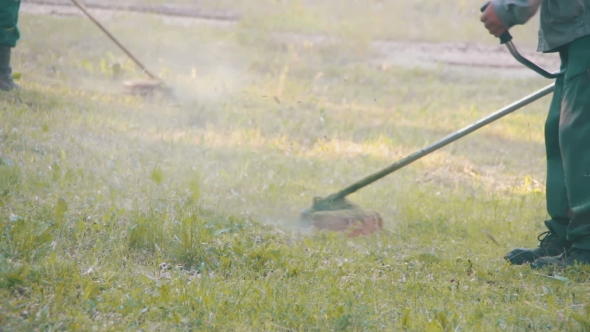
<box><xmin>481</xmin><ymin>0</ymin><xmax>590</xmax><ymax>269</ymax></box>
<box><xmin>0</xmin><ymin>0</ymin><xmax>20</xmax><ymax>91</ymax></box>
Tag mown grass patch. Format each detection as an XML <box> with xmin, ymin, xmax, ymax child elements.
<box><xmin>0</xmin><ymin>6</ymin><xmax>586</xmax><ymax>331</ymax></box>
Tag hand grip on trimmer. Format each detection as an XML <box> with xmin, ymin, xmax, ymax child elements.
<box><xmin>480</xmin><ymin>1</ymin><xmax>513</xmax><ymax>44</ymax></box>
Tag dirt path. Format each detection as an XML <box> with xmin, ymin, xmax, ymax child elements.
<box><xmin>371</xmin><ymin>39</ymin><xmax>559</xmax><ymax>77</ymax></box>
<box><xmin>21</xmin><ymin>1</ymin><xmax>560</xmax><ymax>78</ymax></box>
<box><xmin>278</xmin><ymin>31</ymin><xmax>560</xmax><ymax>77</ymax></box>
<box><xmin>23</xmin><ymin>0</ymin><xmax>239</xmax><ymax>21</ymax></box>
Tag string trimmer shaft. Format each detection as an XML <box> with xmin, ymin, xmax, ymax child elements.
<box><xmin>302</xmin><ymin>84</ymin><xmax>555</xmax><ymax>231</ymax></box>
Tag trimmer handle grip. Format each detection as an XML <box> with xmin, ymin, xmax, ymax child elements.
<box><xmin>480</xmin><ymin>1</ymin><xmax>513</xmax><ymax>44</ymax></box>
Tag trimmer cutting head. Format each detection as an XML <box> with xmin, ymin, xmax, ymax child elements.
<box><xmin>122</xmin><ymin>79</ymin><xmax>172</xmax><ymax>97</ymax></box>
<box><xmin>301</xmin><ymin>195</ymin><xmax>359</xmax><ymax>217</ymax></box>
<box><xmin>301</xmin><ymin>196</ymin><xmax>383</xmax><ymax>237</ymax></box>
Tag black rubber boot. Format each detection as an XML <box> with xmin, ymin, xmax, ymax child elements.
<box><xmin>0</xmin><ymin>46</ymin><xmax>17</xmax><ymax>91</ymax></box>
<box><xmin>504</xmin><ymin>231</ymin><xmax>573</xmax><ymax>265</ymax></box>
<box><xmin>531</xmin><ymin>248</ymin><xmax>590</xmax><ymax>269</ymax></box>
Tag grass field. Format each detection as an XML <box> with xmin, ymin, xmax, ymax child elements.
<box><xmin>2</xmin><ymin>2</ymin><xmax>590</xmax><ymax>331</ymax></box>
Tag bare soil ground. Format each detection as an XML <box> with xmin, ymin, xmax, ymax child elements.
<box><xmin>23</xmin><ymin>0</ymin><xmax>240</xmax><ymax>21</ymax></box>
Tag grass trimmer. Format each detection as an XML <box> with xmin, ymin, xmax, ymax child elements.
<box><xmin>70</xmin><ymin>0</ymin><xmax>171</xmax><ymax>96</ymax></box>
<box><xmin>301</xmin><ymin>9</ymin><xmax>563</xmax><ymax>236</ymax></box>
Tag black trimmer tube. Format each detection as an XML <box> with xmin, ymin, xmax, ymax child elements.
<box><xmin>308</xmin><ymin>83</ymin><xmax>555</xmax><ymax>213</ymax></box>
<box><xmin>480</xmin><ymin>1</ymin><xmax>563</xmax><ymax>78</ymax></box>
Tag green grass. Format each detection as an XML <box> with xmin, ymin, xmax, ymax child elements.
<box><xmin>1</xmin><ymin>5</ymin><xmax>589</xmax><ymax>331</ymax></box>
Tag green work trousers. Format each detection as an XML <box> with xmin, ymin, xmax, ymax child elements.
<box><xmin>544</xmin><ymin>35</ymin><xmax>590</xmax><ymax>250</ymax></box>
<box><xmin>0</xmin><ymin>0</ymin><xmax>20</xmax><ymax>47</ymax></box>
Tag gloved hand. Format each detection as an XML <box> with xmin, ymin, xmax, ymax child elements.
<box><xmin>480</xmin><ymin>3</ymin><xmax>508</xmax><ymax>37</ymax></box>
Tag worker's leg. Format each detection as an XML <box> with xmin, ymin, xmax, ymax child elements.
<box><xmin>0</xmin><ymin>0</ymin><xmax>20</xmax><ymax>91</ymax></box>
<box><xmin>544</xmin><ymin>49</ymin><xmax>571</xmax><ymax>240</ymax></box>
<box><xmin>560</xmin><ymin>35</ymin><xmax>590</xmax><ymax>251</ymax></box>
<box><xmin>504</xmin><ymin>49</ymin><xmax>573</xmax><ymax>265</ymax></box>
<box><xmin>532</xmin><ymin>35</ymin><xmax>590</xmax><ymax>269</ymax></box>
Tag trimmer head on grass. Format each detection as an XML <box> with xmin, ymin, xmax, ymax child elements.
<box><xmin>299</xmin><ymin>81</ymin><xmax>557</xmax><ymax>238</ymax></box>
<box><xmin>300</xmin><ymin>196</ymin><xmax>384</xmax><ymax>237</ymax></box>
<box><xmin>122</xmin><ymin>79</ymin><xmax>173</xmax><ymax>97</ymax></box>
